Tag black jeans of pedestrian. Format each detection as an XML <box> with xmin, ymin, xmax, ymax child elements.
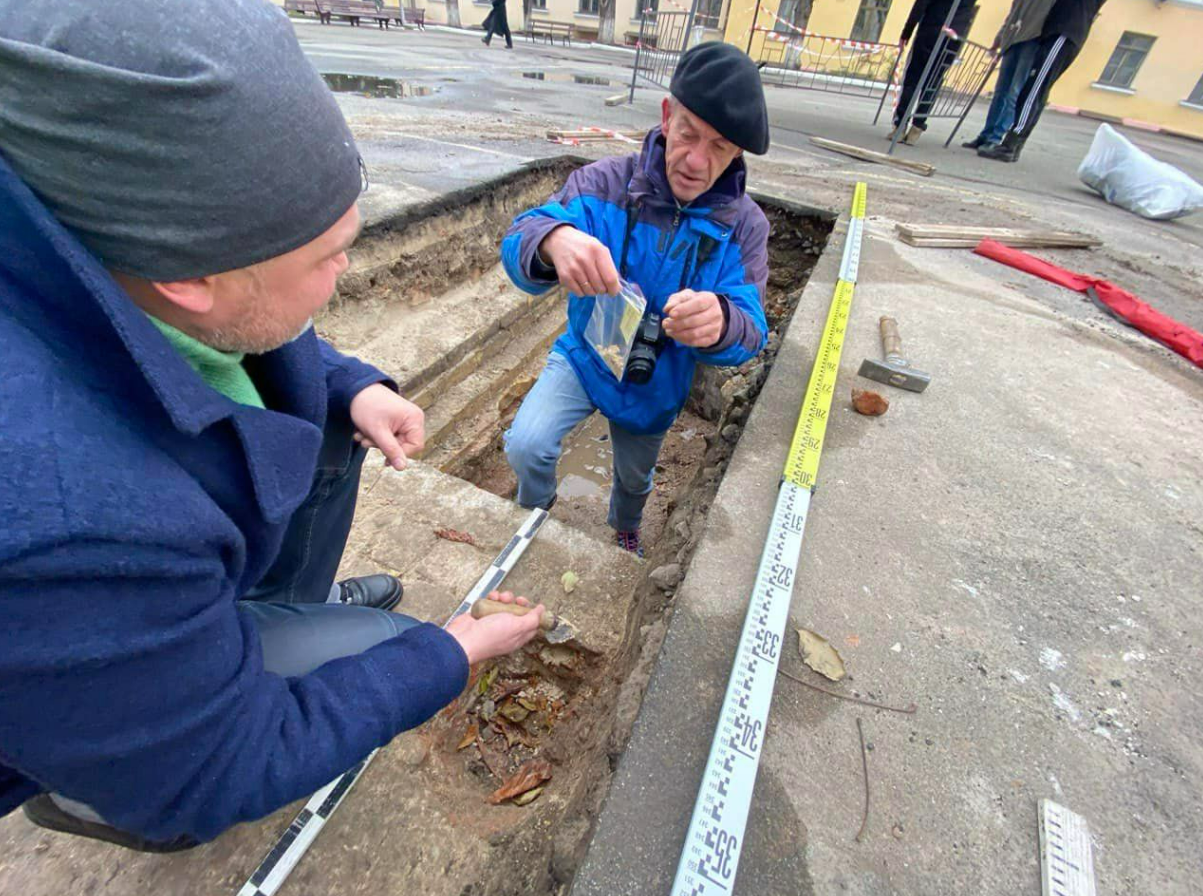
<box><xmin>896</xmin><ymin>26</ymin><xmax>964</xmax><ymax>130</ymax></box>
<box><xmin>483</xmin><ymin>7</ymin><xmax>512</xmax><ymax>47</ymax></box>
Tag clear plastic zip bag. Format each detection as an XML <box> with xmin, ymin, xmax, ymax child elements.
<box><xmin>584</xmin><ymin>279</ymin><xmax>646</xmax><ymax>379</ymax></box>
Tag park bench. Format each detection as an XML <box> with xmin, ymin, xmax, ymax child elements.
<box><xmin>523</xmin><ymin>20</ymin><xmax>573</xmax><ymax>45</ymax></box>
<box><xmin>317</xmin><ymin>0</ymin><xmax>394</xmax><ymax>29</ymax></box>
<box><xmin>283</xmin><ymin>0</ymin><xmax>322</xmax><ymax>15</ymax></box>
<box><xmin>392</xmin><ymin>5</ymin><xmax>426</xmax><ymax>28</ymax></box>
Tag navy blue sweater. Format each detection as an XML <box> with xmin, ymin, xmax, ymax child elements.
<box><xmin>0</xmin><ymin>155</ymin><xmax>470</xmax><ymax>842</ymax></box>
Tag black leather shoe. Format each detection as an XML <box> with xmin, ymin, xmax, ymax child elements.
<box><xmin>978</xmin><ymin>132</ymin><xmax>1022</xmax><ymax>162</ymax></box>
<box><xmin>335</xmin><ymin>574</ymin><xmax>403</xmax><ymax>611</ymax></box>
<box><xmin>23</xmin><ymin>795</ymin><xmax>199</xmax><ymax>853</ymax></box>
<box><xmin>961</xmin><ymin>136</ymin><xmax>987</xmax><ymax>149</ymax></box>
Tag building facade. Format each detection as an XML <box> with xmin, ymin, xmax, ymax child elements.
<box><xmin>721</xmin><ymin>0</ymin><xmax>1203</xmax><ymax>139</ymax></box>
<box><xmin>346</xmin><ymin>0</ymin><xmax>1202</xmax><ymax>138</ymax></box>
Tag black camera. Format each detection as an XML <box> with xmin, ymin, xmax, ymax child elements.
<box><xmin>624</xmin><ymin>312</ymin><xmax>666</xmax><ymax>385</ymax></box>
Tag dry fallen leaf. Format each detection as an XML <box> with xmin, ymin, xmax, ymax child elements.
<box><xmin>797</xmin><ymin>628</ymin><xmax>847</xmax><ymax>681</ymax></box>
<box><xmin>457</xmin><ymin>723</ymin><xmax>479</xmax><ymax>751</ymax></box>
<box><xmin>498</xmin><ymin>699</ymin><xmax>530</xmax><ymax>724</ymax></box>
<box><xmin>487</xmin><ymin>758</ymin><xmax>553</xmax><ymax>805</ymax></box>
<box><xmin>512</xmin><ymin>786</ymin><xmax>544</xmax><ymax>806</ymax></box>
<box><xmin>851</xmin><ymin>388</ymin><xmax>889</xmax><ymax>417</ymax></box>
<box><xmin>561</xmin><ymin>570</ymin><xmax>580</xmax><ymax>593</ymax></box>
<box><xmin>435</xmin><ymin>526</ymin><xmax>477</xmax><ymax>545</ymax></box>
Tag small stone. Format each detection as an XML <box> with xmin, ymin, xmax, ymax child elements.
<box><xmin>891</xmin><ymin>642</ymin><xmax>902</xmax><ymax>653</ymax></box>
<box><xmin>1110</xmin><ymin>679</ymin><xmax>1123</xmax><ymax>688</ymax></box>
<box><xmin>395</xmin><ymin>733</ymin><xmax>429</xmax><ymax>768</ymax></box>
<box><xmin>650</xmin><ymin>563</ymin><xmax>682</xmax><ymax>591</ymax></box>
<box><xmin>674</xmin><ymin>519</ymin><xmax>691</xmax><ymax>542</ymax></box>
<box><xmin>852</xmin><ymin>388</ymin><xmax>889</xmax><ymax>416</ymax></box>
<box><xmin>721</xmin><ymin>424</ymin><xmax>740</xmax><ymax>443</ymax></box>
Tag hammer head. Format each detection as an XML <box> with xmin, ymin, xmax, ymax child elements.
<box><xmin>858</xmin><ymin>357</ymin><xmax>931</xmax><ymax>393</ymax></box>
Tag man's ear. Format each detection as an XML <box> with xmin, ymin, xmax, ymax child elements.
<box><xmin>661</xmin><ymin>96</ymin><xmax>673</xmax><ymax>131</ymax></box>
<box><xmin>151</xmin><ymin>278</ymin><xmax>217</xmax><ymax>315</ymax></box>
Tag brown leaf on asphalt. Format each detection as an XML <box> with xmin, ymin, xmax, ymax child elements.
<box><xmin>435</xmin><ymin>526</ymin><xmax>477</xmax><ymax>545</ymax></box>
<box><xmin>457</xmin><ymin>723</ymin><xmax>480</xmax><ymax>751</ymax></box>
<box><xmin>851</xmin><ymin>388</ymin><xmax>889</xmax><ymax>416</ymax></box>
<box><xmin>797</xmin><ymin>628</ymin><xmax>847</xmax><ymax>681</ymax></box>
<box><xmin>487</xmin><ymin>759</ymin><xmax>553</xmax><ymax>805</ymax></box>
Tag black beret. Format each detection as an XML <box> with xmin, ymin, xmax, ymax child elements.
<box><xmin>670</xmin><ymin>42</ymin><xmax>770</xmax><ymax>155</ymax></box>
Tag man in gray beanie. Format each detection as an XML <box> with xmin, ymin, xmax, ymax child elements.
<box><xmin>0</xmin><ymin>0</ymin><xmax>542</xmax><ymax>850</ymax></box>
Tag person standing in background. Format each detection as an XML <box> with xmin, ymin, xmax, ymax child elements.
<box><xmin>961</xmin><ymin>0</ymin><xmax>1054</xmax><ymax>150</ymax></box>
<box><xmin>890</xmin><ymin>0</ymin><xmax>980</xmax><ymax>145</ymax></box>
<box><xmin>979</xmin><ymin>0</ymin><xmax>1107</xmax><ymax>162</ymax></box>
<box><xmin>481</xmin><ymin>0</ymin><xmax>513</xmax><ymax>48</ymax></box>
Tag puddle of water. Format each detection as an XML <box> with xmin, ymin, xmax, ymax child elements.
<box><xmin>556</xmin><ymin>415</ymin><xmax>612</xmax><ymax>501</ymax></box>
<box><xmin>322</xmin><ymin>72</ymin><xmax>434</xmax><ymax>98</ymax></box>
<box><xmin>518</xmin><ymin>71</ymin><xmax>619</xmax><ymax>87</ymax></box>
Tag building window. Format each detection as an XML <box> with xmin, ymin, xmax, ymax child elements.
<box><xmin>1188</xmin><ymin>73</ymin><xmax>1203</xmax><ymax>106</ymax></box>
<box><xmin>694</xmin><ymin>0</ymin><xmax>724</xmax><ymax>28</ymax></box>
<box><xmin>773</xmin><ymin>0</ymin><xmax>812</xmax><ymax>35</ymax></box>
<box><xmin>532</xmin><ymin>0</ymin><xmax>546</xmax><ymax>8</ymax></box>
<box><xmin>849</xmin><ymin>0</ymin><xmax>891</xmax><ymax>43</ymax></box>
<box><xmin>578</xmin><ymin>0</ymin><xmax>598</xmax><ymax>14</ymax></box>
<box><xmin>1098</xmin><ymin>32</ymin><xmax>1155</xmax><ymax>90</ymax></box>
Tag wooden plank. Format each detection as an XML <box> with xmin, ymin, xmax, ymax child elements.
<box><xmin>809</xmin><ymin>136</ymin><xmax>935</xmax><ymax>177</ymax></box>
<box><xmin>896</xmin><ymin>223</ymin><xmax>1101</xmax><ymax>249</ymax></box>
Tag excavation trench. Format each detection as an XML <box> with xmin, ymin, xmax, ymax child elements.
<box><xmin>320</xmin><ymin>158</ymin><xmax>833</xmax><ymax>895</ymax></box>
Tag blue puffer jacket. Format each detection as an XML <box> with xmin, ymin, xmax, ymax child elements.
<box><xmin>0</xmin><ymin>155</ymin><xmax>469</xmax><ymax>842</ymax></box>
<box><xmin>501</xmin><ymin>128</ymin><xmax>770</xmax><ymax>435</ymax></box>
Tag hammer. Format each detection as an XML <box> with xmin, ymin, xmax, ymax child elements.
<box><xmin>858</xmin><ymin>316</ymin><xmax>931</xmax><ymax>393</ymax></box>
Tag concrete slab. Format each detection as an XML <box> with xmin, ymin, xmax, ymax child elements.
<box><xmin>573</xmin><ymin>197</ymin><xmax>1203</xmax><ymax>894</ymax></box>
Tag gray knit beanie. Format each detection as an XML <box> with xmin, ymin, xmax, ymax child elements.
<box><xmin>0</xmin><ymin>0</ymin><xmax>363</xmax><ymax>280</ymax></box>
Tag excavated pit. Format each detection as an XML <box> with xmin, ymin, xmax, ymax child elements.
<box><xmin>318</xmin><ymin>159</ymin><xmax>834</xmax><ymax>895</ymax></box>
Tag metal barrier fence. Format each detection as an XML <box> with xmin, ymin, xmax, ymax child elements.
<box><xmin>876</xmin><ymin>25</ymin><xmax>997</xmax><ymax>152</ymax></box>
<box><xmin>627</xmin><ymin>9</ymin><xmax>692</xmax><ymax>96</ymax></box>
<box><xmin>748</xmin><ymin>26</ymin><xmax>902</xmax><ymax>101</ymax></box>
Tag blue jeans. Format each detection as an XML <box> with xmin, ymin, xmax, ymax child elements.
<box><xmin>977</xmin><ymin>39</ymin><xmax>1040</xmax><ymax>145</ymax></box>
<box><xmin>242</xmin><ymin>414</ymin><xmax>420</xmax><ymax>676</ymax></box>
<box><xmin>504</xmin><ymin>352</ymin><xmax>667</xmax><ymax>533</ymax></box>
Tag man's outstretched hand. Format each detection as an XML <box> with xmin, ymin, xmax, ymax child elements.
<box><xmin>663</xmin><ymin>289</ymin><xmax>724</xmax><ymax>348</ymax></box>
<box><xmin>445</xmin><ymin>591</ymin><xmax>545</xmax><ymax>665</ymax></box>
<box><xmin>350</xmin><ymin>383</ymin><xmax>425</xmax><ymax>471</ymax></box>
<box><xmin>539</xmin><ymin>225</ymin><xmax>621</xmax><ymax>298</ymax></box>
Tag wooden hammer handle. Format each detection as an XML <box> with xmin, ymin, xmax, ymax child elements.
<box><xmin>879</xmin><ymin>316</ymin><xmax>904</xmax><ymax>359</ymax></box>
<box><xmin>470</xmin><ymin>600</ymin><xmax>555</xmax><ymax>631</ymax></box>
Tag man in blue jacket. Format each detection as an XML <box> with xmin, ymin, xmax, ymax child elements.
<box><xmin>501</xmin><ymin>43</ymin><xmax>772</xmax><ymax>557</ymax></box>
<box><xmin>0</xmin><ymin>0</ymin><xmax>541</xmax><ymax>852</ymax></box>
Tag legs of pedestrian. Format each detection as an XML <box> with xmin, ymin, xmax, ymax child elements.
<box><xmin>908</xmin><ymin>38</ymin><xmax>961</xmax><ymax>141</ymax></box>
<box><xmin>891</xmin><ymin>27</ymin><xmax>940</xmax><ymax>141</ymax></box>
<box><xmin>980</xmin><ymin>34</ymin><xmax>1081</xmax><ymax>162</ymax></box>
<box><xmin>964</xmin><ymin>39</ymin><xmax>1039</xmax><ymax>149</ymax></box>
<box><xmin>502</xmin><ymin>20</ymin><xmax>513</xmax><ymax>48</ymax></box>
<box><xmin>606</xmin><ymin>421</ymin><xmax>667</xmax><ymax>557</ymax></box>
<box><xmin>504</xmin><ymin>352</ymin><xmax>596</xmax><ymax>512</ymax></box>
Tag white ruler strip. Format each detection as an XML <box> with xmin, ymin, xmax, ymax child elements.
<box><xmin>1039</xmin><ymin>799</ymin><xmax>1097</xmax><ymax>896</ymax></box>
<box><xmin>238</xmin><ymin>507</ymin><xmax>550</xmax><ymax>896</ymax></box>
<box><xmin>671</xmin><ymin>483</ymin><xmax>811</xmax><ymax>895</ymax></box>
<box><xmin>670</xmin><ymin>182</ymin><xmax>866</xmax><ymax>896</ymax></box>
